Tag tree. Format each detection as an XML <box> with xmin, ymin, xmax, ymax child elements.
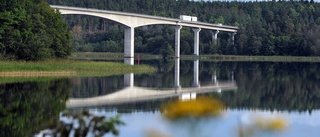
<box><xmin>160</xmin><ymin>43</ymin><xmax>174</xmax><ymax>59</ymax></box>
<box><xmin>0</xmin><ymin>0</ymin><xmax>72</xmax><ymax>61</ymax></box>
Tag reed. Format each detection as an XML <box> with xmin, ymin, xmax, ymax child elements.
<box><xmin>69</xmin><ymin>52</ymin><xmax>161</xmax><ymax>60</ymax></box>
<box><xmin>0</xmin><ymin>59</ymin><xmax>156</xmax><ymax>77</ymax></box>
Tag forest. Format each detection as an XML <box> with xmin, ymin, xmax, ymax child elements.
<box><xmin>45</xmin><ymin>0</ymin><xmax>320</xmax><ymax>56</ymax></box>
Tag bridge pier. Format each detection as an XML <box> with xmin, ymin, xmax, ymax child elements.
<box><xmin>124</xmin><ymin>27</ymin><xmax>134</xmax><ymax>60</ymax></box>
<box><xmin>212</xmin><ymin>71</ymin><xmax>218</xmax><ymax>85</ymax></box>
<box><xmin>192</xmin><ymin>59</ymin><xmax>200</xmax><ymax>87</ymax></box>
<box><xmin>124</xmin><ymin>58</ymin><xmax>134</xmax><ymax>65</ymax></box>
<box><xmin>192</xmin><ymin>28</ymin><xmax>201</xmax><ymax>56</ymax></box>
<box><xmin>229</xmin><ymin>32</ymin><xmax>236</xmax><ymax>45</ymax></box>
<box><xmin>211</xmin><ymin>30</ymin><xmax>219</xmax><ymax>44</ymax></box>
<box><xmin>124</xmin><ymin>73</ymin><xmax>134</xmax><ymax>87</ymax></box>
<box><xmin>174</xmin><ymin>58</ymin><xmax>181</xmax><ymax>90</ymax></box>
<box><xmin>175</xmin><ymin>26</ymin><xmax>182</xmax><ymax>58</ymax></box>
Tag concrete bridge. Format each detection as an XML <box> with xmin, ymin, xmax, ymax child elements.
<box><xmin>50</xmin><ymin>5</ymin><xmax>239</xmax><ymax>64</ymax></box>
<box><xmin>67</xmin><ymin>59</ymin><xmax>237</xmax><ymax>108</ymax></box>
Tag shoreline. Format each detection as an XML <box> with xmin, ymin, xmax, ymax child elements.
<box><xmin>70</xmin><ymin>52</ymin><xmax>320</xmax><ymax>62</ymax></box>
<box><xmin>0</xmin><ymin>60</ymin><xmax>156</xmax><ymax>78</ymax></box>
<box><xmin>0</xmin><ymin>71</ymin><xmax>76</xmax><ymax>77</ymax></box>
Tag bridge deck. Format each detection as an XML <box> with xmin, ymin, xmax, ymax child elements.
<box><xmin>50</xmin><ymin>5</ymin><xmax>238</xmax><ymax>32</ymax></box>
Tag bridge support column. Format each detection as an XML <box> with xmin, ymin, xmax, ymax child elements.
<box><xmin>124</xmin><ymin>27</ymin><xmax>134</xmax><ymax>61</ymax></box>
<box><xmin>231</xmin><ymin>71</ymin><xmax>235</xmax><ymax>83</ymax></box>
<box><xmin>124</xmin><ymin>58</ymin><xmax>134</xmax><ymax>65</ymax></box>
<box><xmin>212</xmin><ymin>71</ymin><xmax>218</xmax><ymax>85</ymax></box>
<box><xmin>193</xmin><ymin>59</ymin><xmax>200</xmax><ymax>87</ymax></box>
<box><xmin>192</xmin><ymin>28</ymin><xmax>201</xmax><ymax>56</ymax></box>
<box><xmin>175</xmin><ymin>26</ymin><xmax>182</xmax><ymax>58</ymax></box>
<box><xmin>174</xmin><ymin>58</ymin><xmax>181</xmax><ymax>90</ymax></box>
<box><xmin>229</xmin><ymin>32</ymin><xmax>236</xmax><ymax>45</ymax></box>
<box><xmin>124</xmin><ymin>73</ymin><xmax>134</xmax><ymax>87</ymax></box>
<box><xmin>211</xmin><ymin>30</ymin><xmax>219</xmax><ymax>44</ymax></box>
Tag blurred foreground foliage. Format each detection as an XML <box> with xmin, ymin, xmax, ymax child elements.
<box><xmin>43</xmin><ymin>110</ymin><xmax>124</xmax><ymax>137</ymax></box>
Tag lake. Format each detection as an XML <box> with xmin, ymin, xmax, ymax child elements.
<box><xmin>1</xmin><ymin>59</ymin><xmax>320</xmax><ymax>137</ymax></box>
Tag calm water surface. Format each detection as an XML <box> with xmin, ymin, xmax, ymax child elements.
<box><xmin>1</xmin><ymin>59</ymin><xmax>320</xmax><ymax>137</ymax></box>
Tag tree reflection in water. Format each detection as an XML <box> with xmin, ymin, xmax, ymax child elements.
<box><xmin>0</xmin><ymin>78</ymin><xmax>72</xmax><ymax>137</ymax></box>
<box><xmin>212</xmin><ymin>62</ymin><xmax>320</xmax><ymax>112</ymax></box>
<box><xmin>9</xmin><ymin>60</ymin><xmax>316</xmax><ymax>137</ymax></box>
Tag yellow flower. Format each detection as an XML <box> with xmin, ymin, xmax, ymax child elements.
<box><xmin>254</xmin><ymin>116</ymin><xmax>288</xmax><ymax>131</ymax></box>
<box><xmin>160</xmin><ymin>96</ymin><xmax>224</xmax><ymax>119</ymax></box>
<box><xmin>239</xmin><ymin>113</ymin><xmax>289</xmax><ymax>137</ymax></box>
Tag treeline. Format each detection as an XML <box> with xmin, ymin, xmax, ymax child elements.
<box><xmin>46</xmin><ymin>0</ymin><xmax>320</xmax><ymax>56</ymax></box>
<box><xmin>0</xmin><ymin>0</ymin><xmax>72</xmax><ymax>61</ymax></box>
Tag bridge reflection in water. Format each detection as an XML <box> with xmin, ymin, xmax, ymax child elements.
<box><xmin>67</xmin><ymin>59</ymin><xmax>237</xmax><ymax>108</ymax></box>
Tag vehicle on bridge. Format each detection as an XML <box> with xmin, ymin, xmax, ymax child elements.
<box><xmin>179</xmin><ymin>15</ymin><xmax>197</xmax><ymax>21</ymax></box>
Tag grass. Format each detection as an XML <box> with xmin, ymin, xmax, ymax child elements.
<box><xmin>180</xmin><ymin>55</ymin><xmax>320</xmax><ymax>62</ymax></box>
<box><xmin>0</xmin><ymin>59</ymin><xmax>156</xmax><ymax>77</ymax></box>
<box><xmin>69</xmin><ymin>52</ymin><xmax>162</xmax><ymax>61</ymax></box>
<box><xmin>70</xmin><ymin>52</ymin><xmax>320</xmax><ymax>62</ymax></box>
<box><xmin>69</xmin><ymin>52</ymin><xmax>124</xmax><ymax>60</ymax></box>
